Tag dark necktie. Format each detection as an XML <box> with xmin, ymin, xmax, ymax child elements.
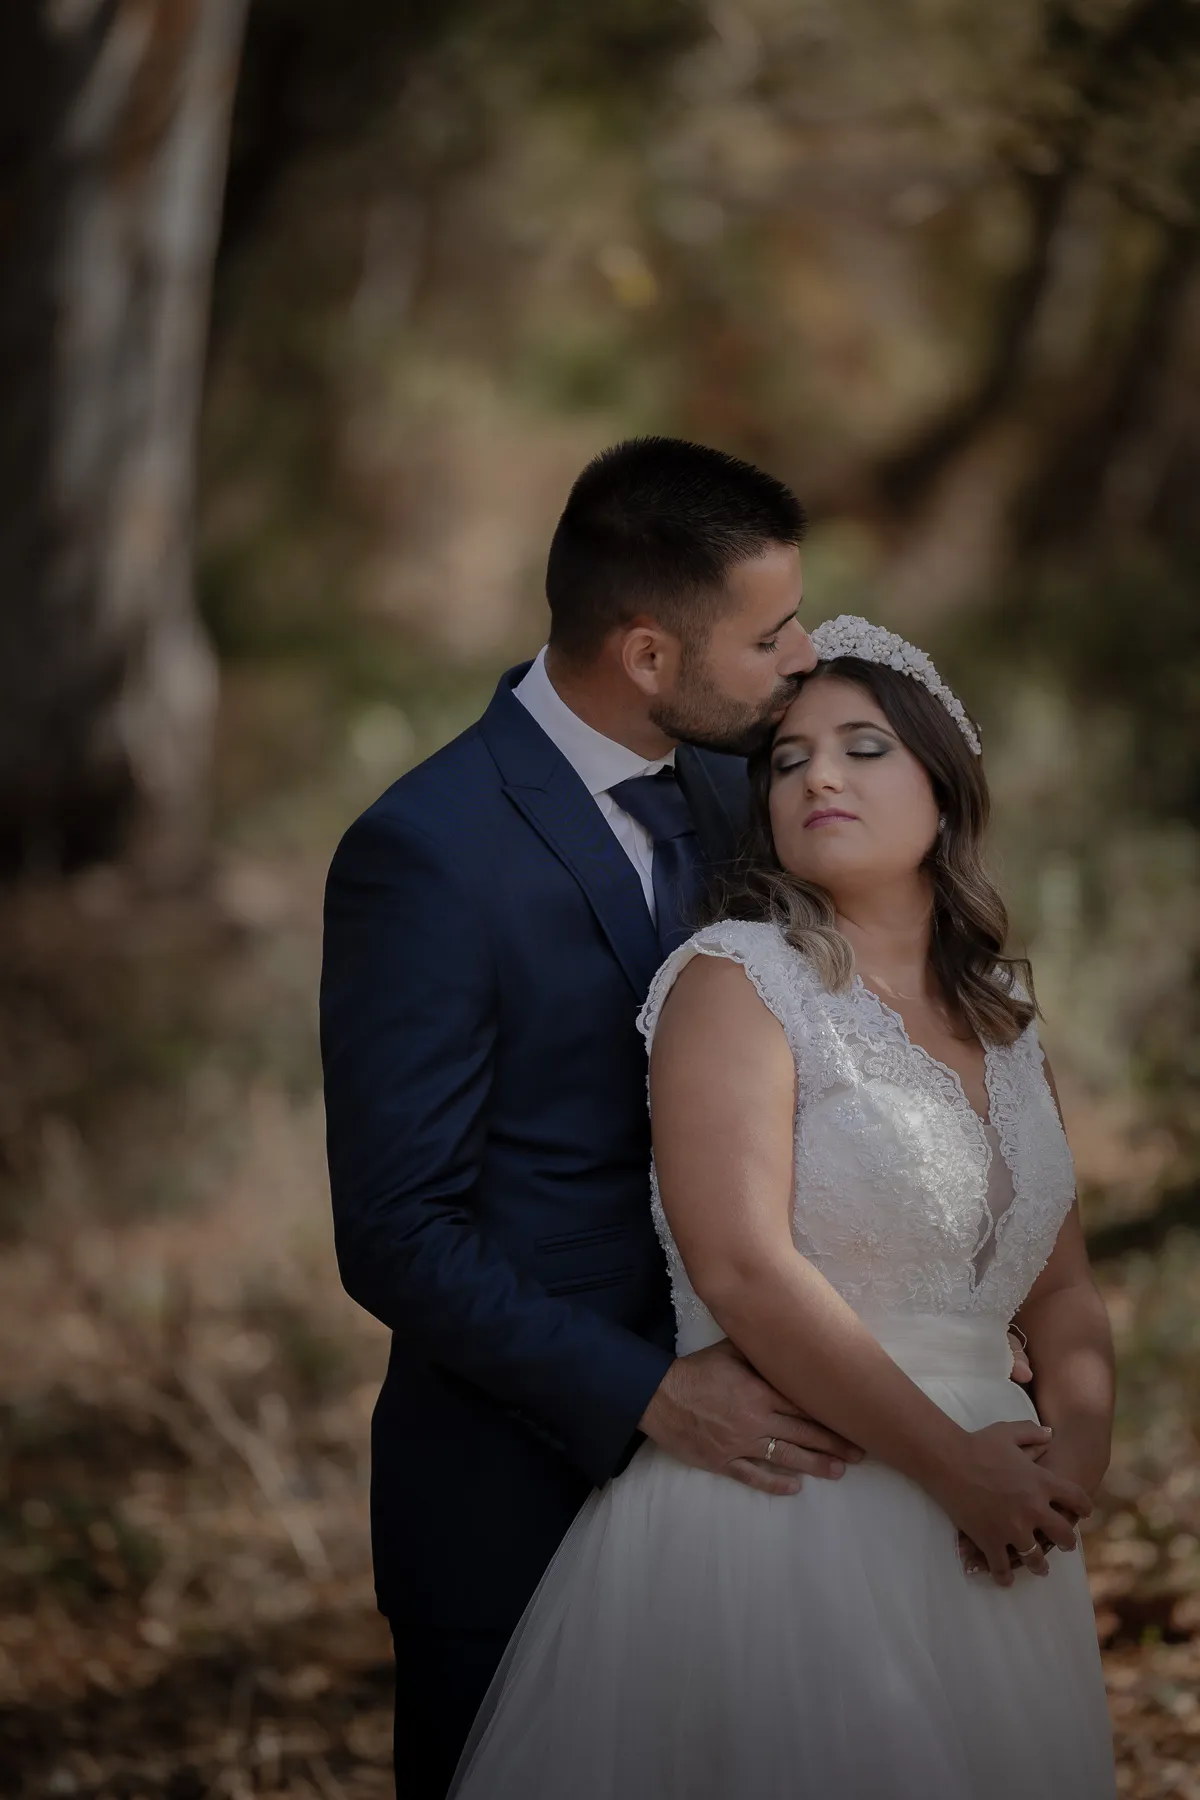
<box><xmin>607</xmin><ymin>767</ymin><xmax>704</xmax><ymax>956</ymax></box>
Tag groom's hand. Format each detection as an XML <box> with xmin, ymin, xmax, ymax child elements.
<box><xmin>1008</xmin><ymin>1329</ymin><xmax>1033</xmax><ymax>1386</ymax></box>
<box><xmin>637</xmin><ymin>1339</ymin><xmax>864</xmax><ymax>1496</ymax></box>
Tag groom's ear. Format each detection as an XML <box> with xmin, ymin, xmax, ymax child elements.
<box><xmin>618</xmin><ymin>618</ymin><xmax>682</xmax><ymax>698</ymax></box>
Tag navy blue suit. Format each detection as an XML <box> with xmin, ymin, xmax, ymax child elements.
<box><xmin>320</xmin><ymin>664</ymin><xmax>747</xmax><ymax>1787</ymax></box>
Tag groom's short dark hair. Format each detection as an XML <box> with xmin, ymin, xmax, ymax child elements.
<box><xmin>545</xmin><ymin>437</ymin><xmax>807</xmax><ymax>661</ymax></box>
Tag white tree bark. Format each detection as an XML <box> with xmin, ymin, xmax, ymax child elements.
<box><xmin>0</xmin><ymin>0</ymin><xmax>247</xmax><ymax>882</ymax></box>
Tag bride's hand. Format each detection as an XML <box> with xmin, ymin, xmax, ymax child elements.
<box><xmin>957</xmin><ymin>1433</ymin><xmax>1094</xmax><ymax>1579</ymax></box>
<box><xmin>932</xmin><ymin>1422</ymin><xmax>1090</xmax><ymax>1587</ymax></box>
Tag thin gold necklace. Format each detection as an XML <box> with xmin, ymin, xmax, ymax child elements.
<box><xmin>857</xmin><ymin>970</ymin><xmax>927</xmax><ymax>1004</ymax></box>
<box><xmin>859</xmin><ymin>970</ymin><xmax>959</xmax><ymax>1033</ymax></box>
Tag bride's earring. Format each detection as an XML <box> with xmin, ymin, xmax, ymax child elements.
<box><xmin>937</xmin><ymin>814</ymin><xmax>947</xmax><ymax>833</ymax></box>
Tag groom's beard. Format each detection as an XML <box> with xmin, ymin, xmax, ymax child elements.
<box><xmin>650</xmin><ymin>664</ymin><xmax>801</xmax><ymax>757</ymax></box>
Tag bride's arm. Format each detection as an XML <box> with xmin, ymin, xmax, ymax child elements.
<box><xmin>1012</xmin><ymin>1064</ymin><xmax>1115</xmax><ymax>1499</ymax></box>
<box><xmin>650</xmin><ymin>954</ymin><xmax>1090</xmax><ymax>1582</ymax></box>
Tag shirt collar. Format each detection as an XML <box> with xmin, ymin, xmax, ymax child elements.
<box><xmin>512</xmin><ymin>647</ymin><xmax>675</xmax><ymax>796</ymax></box>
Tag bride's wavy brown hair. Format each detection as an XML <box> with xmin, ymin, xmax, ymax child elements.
<box><xmin>704</xmin><ymin>657</ymin><xmax>1036</xmax><ymax>1045</ymax></box>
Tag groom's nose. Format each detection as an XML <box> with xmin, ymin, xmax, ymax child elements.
<box><xmin>777</xmin><ymin>620</ymin><xmax>817</xmax><ymax>677</ymax></box>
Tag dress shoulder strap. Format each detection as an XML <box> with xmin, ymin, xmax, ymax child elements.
<box><xmin>637</xmin><ymin>918</ymin><xmax>818</xmax><ymax>1056</ymax></box>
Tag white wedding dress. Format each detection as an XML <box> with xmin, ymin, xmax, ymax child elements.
<box><xmin>449</xmin><ymin>921</ymin><xmax>1115</xmax><ymax>1799</ymax></box>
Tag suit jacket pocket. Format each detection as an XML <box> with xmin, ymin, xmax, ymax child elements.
<box><xmin>542</xmin><ymin>1267</ymin><xmax>636</xmax><ymax>1297</ymax></box>
<box><xmin>534</xmin><ymin>1223</ymin><xmax>631</xmax><ymax>1255</ymax></box>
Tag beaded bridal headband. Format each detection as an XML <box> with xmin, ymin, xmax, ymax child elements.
<box><xmin>808</xmin><ymin>615</ymin><xmax>983</xmax><ymax>756</ymax></box>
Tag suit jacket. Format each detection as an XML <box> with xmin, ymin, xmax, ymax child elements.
<box><xmin>320</xmin><ymin>663</ymin><xmax>748</xmax><ymax>1631</ymax></box>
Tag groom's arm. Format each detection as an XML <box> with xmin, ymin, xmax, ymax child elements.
<box><xmin>320</xmin><ymin>804</ymin><xmax>673</xmax><ymax>1488</ymax></box>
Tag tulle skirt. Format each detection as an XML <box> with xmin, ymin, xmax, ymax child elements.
<box><xmin>448</xmin><ymin>1313</ymin><xmax>1114</xmax><ymax>1799</ymax></box>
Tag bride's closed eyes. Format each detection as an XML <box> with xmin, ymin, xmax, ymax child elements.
<box><xmin>772</xmin><ymin>731</ymin><xmax>894</xmax><ymax>776</ymax></box>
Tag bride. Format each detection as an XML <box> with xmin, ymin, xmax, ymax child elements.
<box><xmin>448</xmin><ymin>616</ymin><xmax>1116</xmax><ymax>1798</ymax></box>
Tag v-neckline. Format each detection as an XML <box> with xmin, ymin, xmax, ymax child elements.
<box><xmin>849</xmin><ymin>974</ymin><xmax>1021</xmax><ymax>1292</ymax></box>
<box><xmin>851</xmin><ymin>974</ymin><xmax>995</xmax><ymax>1132</ymax></box>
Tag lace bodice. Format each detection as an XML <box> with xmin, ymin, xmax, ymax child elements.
<box><xmin>637</xmin><ymin>921</ymin><xmax>1076</xmax><ymax>1353</ymax></box>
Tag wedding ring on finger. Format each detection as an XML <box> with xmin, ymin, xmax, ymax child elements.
<box><xmin>765</xmin><ymin>1437</ymin><xmax>778</xmax><ymax>1464</ymax></box>
<box><xmin>1014</xmin><ymin>1543</ymin><xmax>1040</xmax><ymax>1560</ymax></box>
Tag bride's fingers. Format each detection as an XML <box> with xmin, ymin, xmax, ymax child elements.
<box><xmin>1039</xmin><ymin>1506</ymin><xmax>1082</xmax><ymax>1554</ymax></box>
<box><xmin>1047</xmin><ymin>1475</ymin><xmax>1092</xmax><ymax>1523</ymax></box>
<box><xmin>1014</xmin><ymin>1542</ymin><xmax>1051</xmax><ymax>1579</ymax></box>
<box><xmin>960</xmin><ymin>1526</ymin><xmax>1052</xmax><ymax>1580</ymax></box>
<box><xmin>982</xmin><ymin>1540</ymin><xmax>1015</xmax><ymax>1587</ymax></box>
<box><xmin>958</xmin><ymin>1530</ymin><xmax>1011</xmax><ymax>1584</ymax></box>
<box><xmin>957</xmin><ymin>1533</ymin><xmax>987</xmax><ymax>1577</ymax></box>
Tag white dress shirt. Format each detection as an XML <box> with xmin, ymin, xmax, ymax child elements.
<box><xmin>513</xmin><ymin>647</ymin><xmax>673</xmax><ymax>920</ymax></box>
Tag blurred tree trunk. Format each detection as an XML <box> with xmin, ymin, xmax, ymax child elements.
<box><xmin>0</xmin><ymin>0</ymin><xmax>247</xmax><ymax>884</ymax></box>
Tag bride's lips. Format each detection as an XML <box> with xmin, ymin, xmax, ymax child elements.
<box><xmin>803</xmin><ymin>808</ymin><xmax>858</xmax><ymax>829</ymax></box>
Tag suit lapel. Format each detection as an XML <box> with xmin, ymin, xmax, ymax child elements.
<box><xmin>506</xmin><ymin>771</ymin><xmax>665</xmax><ymax>998</ymax></box>
<box><xmin>675</xmin><ymin>746</ymin><xmax>749</xmax><ymax>868</ymax></box>
<box><xmin>480</xmin><ymin>669</ymin><xmax>664</xmax><ymax>998</ymax></box>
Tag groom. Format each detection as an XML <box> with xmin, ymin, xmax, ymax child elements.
<box><xmin>321</xmin><ymin>438</ymin><xmax>866</xmax><ymax>1795</ymax></box>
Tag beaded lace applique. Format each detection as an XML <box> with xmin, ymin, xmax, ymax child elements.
<box><xmin>637</xmin><ymin>921</ymin><xmax>1075</xmax><ymax>1336</ymax></box>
